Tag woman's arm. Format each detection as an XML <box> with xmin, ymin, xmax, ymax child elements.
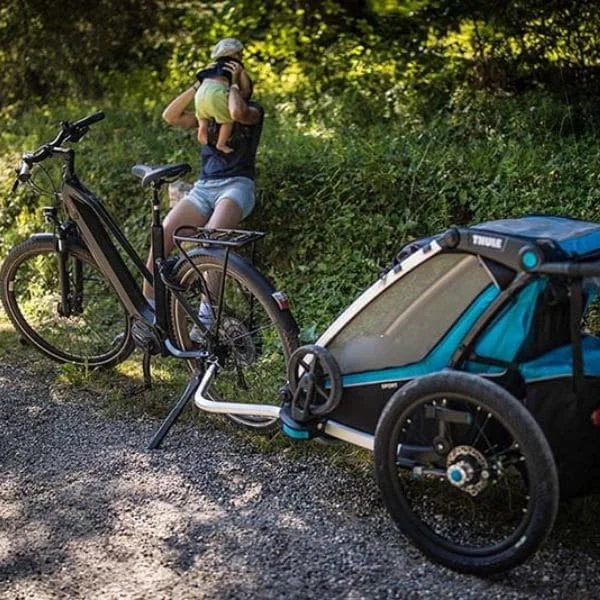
<box><xmin>238</xmin><ymin>69</ymin><xmax>253</xmax><ymax>100</ymax></box>
<box><xmin>228</xmin><ymin>86</ymin><xmax>261</xmax><ymax>125</ymax></box>
<box><xmin>224</xmin><ymin>61</ymin><xmax>261</xmax><ymax>125</ymax></box>
<box><xmin>162</xmin><ymin>84</ymin><xmax>199</xmax><ymax>129</ymax></box>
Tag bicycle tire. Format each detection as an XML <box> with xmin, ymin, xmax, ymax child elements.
<box><xmin>169</xmin><ymin>249</ymin><xmax>299</xmax><ymax>430</ymax></box>
<box><xmin>374</xmin><ymin>371</ymin><xmax>559</xmax><ymax>575</ymax></box>
<box><xmin>0</xmin><ymin>237</ymin><xmax>134</xmax><ymax>369</ymax></box>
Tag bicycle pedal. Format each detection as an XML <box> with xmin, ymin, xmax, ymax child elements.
<box><xmin>131</xmin><ymin>320</ymin><xmax>161</xmax><ymax>355</ymax></box>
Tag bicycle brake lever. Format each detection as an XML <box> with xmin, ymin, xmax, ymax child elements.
<box><xmin>11</xmin><ymin>160</ymin><xmax>31</xmax><ymax>194</ymax></box>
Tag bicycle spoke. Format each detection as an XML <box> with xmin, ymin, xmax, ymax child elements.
<box><xmin>2</xmin><ymin>241</ymin><xmax>130</xmax><ymax>366</ymax></box>
<box><xmin>170</xmin><ymin>256</ymin><xmax>297</xmax><ymax>429</ymax></box>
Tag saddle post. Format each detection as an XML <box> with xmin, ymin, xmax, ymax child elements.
<box><xmin>135</xmin><ymin>178</ymin><xmax>169</xmax><ymax>393</ymax></box>
<box><xmin>150</xmin><ymin>180</ymin><xmax>168</xmax><ymax>331</ymax></box>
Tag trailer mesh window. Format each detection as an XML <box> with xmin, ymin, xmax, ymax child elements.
<box><xmin>328</xmin><ymin>253</ymin><xmax>493</xmax><ymax>374</ymax></box>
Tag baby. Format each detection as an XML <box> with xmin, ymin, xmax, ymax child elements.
<box><xmin>195</xmin><ymin>38</ymin><xmax>251</xmax><ymax>154</ymax></box>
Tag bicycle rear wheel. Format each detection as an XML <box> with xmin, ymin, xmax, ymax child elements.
<box><xmin>169</xmin><ymin>251</ymin><xmax>299</xmax><ymax>429</ymax></box>
<box><xmin>0</xmin><ymin>237</ymin><xmax>133</xmax><ymax>368</ymax></box>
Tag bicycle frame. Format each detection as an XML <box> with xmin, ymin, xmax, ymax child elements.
<box><xmin>62</xmin><ymin>179</ymin><xmax>154</xmax><ymax>322</ymax></box>
<box><xmin>11</xmin><ymin>117</ymin><xmax>291</xmax><ymax>450</ymax></box>
<box><xmin>56</xmin><ymin>157</ymin><xmax>203</xmax><ymax>360</ymax></box>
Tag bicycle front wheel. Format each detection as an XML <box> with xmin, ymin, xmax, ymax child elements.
<box><xmin>0</xmin><ymin>237</ymin><xmax>133</xmax><ymax>368</ymax></box>
<box><xmin>169</xmin><ymin>251</ymin><xmax>299</xmax><ymax>430</ymax></box>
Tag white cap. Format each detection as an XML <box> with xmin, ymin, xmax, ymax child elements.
<box><xmin>211</xmin><ymin>38</ymin><xmax>244</xmax><ymax>60</ymax></box>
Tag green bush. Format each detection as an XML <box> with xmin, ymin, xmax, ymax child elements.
<box><xmin>3</xmin><ymin>60</ymin><xmax>600</xmax><ymax>337</ymax></box>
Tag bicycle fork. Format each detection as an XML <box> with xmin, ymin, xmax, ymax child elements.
<box><xmin>43</xmin><ymin>207</ymin><xmax>83</xmax><ymax>318</ymax></box>
<box><xmin>57</xmin><ymin>238</ymin><xmax>84</xmax><ymax>317</ymax></box>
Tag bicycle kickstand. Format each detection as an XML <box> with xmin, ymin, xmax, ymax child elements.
<box><xmin>142</xmin><ymin>351</ymin><xmax>152</xmax><ymax>389</ymax></box>
<box><xmin>147</xmin><ymin>369</ymin><xmax>204</xmax><ymax>450</ymax></box>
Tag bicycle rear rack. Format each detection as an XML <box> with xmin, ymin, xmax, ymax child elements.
<box><xmin>171</xmin><ymin>227</ymin><xmax>265</xmax><ymax>297</ymax></box>
<box><xmin>172</xmin><ymin>227</ymin><xmax>265</xmax><ymax>355</ymax></box>
<box><xmin>173</xmin><ymin>227</ymin><xmax>265</xmax><ymax>250</ymax></box>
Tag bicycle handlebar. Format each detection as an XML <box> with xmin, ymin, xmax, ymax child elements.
<box><xmin>532</xmin><ymin>261</ymin><xmax>600</xmax><ymax>278</ymax></box>
<box><xmin>72</xmin><ymin>112</ymin><xmax>105</xmax><ymax>130</ymax></box>
<box><xmin>11</xmin><ymin>111</ymin><xmax>105</xmax><ymax>193</ymax></box>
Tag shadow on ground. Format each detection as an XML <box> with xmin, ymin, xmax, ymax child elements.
<box><xmin>1</xmin><ymin>332</ymin><xmax>600</xmax><ymax>598</ymax></box>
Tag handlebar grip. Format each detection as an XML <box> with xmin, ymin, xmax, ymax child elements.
<box><xmin>72</xmin><ymin>111</ymin><xmax>105</xmax><ymax>129</ymax></box>
<box><xmin>533</xmin><ymin>261</ymin><xmax>600</xmax><ymax>277</ymax></box>
<box><xmin>535</xmin><ymin>263</ymin><xmax>572</xmax><ymax>276</ymax></box>
<box><xmin>11</xmin><ymin>159</ymin><xmax>32</xmax><ymax>193</ymax></box>
<box><xmin>573</xmin><ymin>262</ymin><xmax>600</xmax><ymax>277</ymax></box>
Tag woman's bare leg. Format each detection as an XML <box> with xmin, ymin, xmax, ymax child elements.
<box><xmin>206</xmin><ymin>197</ymin><xmax>243</xmax><ymax>229</ymax></box>
<box><xmin>144</xmin><ymin>200</ymin><xmax>209</xmax><ymax>300</ymax></box>
<box><xmin>202</xmin><ymin>198</ymin><xmax>244</xmax><ymax>305</ymax></box>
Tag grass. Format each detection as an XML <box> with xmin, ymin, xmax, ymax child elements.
<box><xmin>0</xmin><ymin>311</ymin><xmax>53</xmax><ymax>374</ymax></box>
<box><xmin>5</xmin><ymin>87</ymin><xmax>600</xmax><ymax>338</ymax></box>
<box><xmin>0</xmin><ymin>305</ymin><xmax>371</xmax><ymax>471</ymax></box>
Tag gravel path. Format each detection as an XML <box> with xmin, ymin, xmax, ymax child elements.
<box><xmin>1</xmin><ymin>359</ymin><xmax>600</xmax><ymax>599</ymax></box>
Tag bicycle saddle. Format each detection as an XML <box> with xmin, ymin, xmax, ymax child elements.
<box><xmin>131</xmin><ymin>163</ymin><xmax>191</xmax><ymax>187</ymax></box>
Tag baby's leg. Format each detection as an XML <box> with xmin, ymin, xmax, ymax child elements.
<box><xmin>216</xmin><ymin>122</ymin><xmax>234</xmax><ymax>154</ymax></box>
<box><xmin>197</xmin><ymin>119</ymin><xmax>209</xmax><ymax>145</ymax></box>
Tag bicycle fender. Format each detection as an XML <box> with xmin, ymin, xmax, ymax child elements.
<box><xmin>29</xmin><ymin>233</ymin><xmax>56</xmax><ymax>243</ymax></box>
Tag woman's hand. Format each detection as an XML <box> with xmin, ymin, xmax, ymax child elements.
<box><xmin>223</xmin><ymin>60</ymin><xmax>243</xmax><ymax>86</ymax></box>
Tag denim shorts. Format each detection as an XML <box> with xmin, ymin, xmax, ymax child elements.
<box><xmin>183</xmin><ymin>176</ymin><xmax>255</xmax><ymax>220</ymax></box>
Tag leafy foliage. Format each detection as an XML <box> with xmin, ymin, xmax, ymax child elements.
<box><xmin>2</xmin><ymin>0</ymin><xmax>600</xmax><ymax>335</ymax></box>
<box><xmin>0</xmin><ymin>0</ymin><xmax>171</xmax><ymax>108</ymax></box>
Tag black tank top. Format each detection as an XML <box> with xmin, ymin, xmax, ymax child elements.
<box><xmin>200</xmin><ymin>102</ymin><xmax>264</xmax><ymax>181</ymax></box>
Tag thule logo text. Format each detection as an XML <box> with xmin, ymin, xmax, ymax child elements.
<box><xmin>471</xmin><ymin>234</ymin><xmax>505</xmax><ymax>250</ymax></box>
